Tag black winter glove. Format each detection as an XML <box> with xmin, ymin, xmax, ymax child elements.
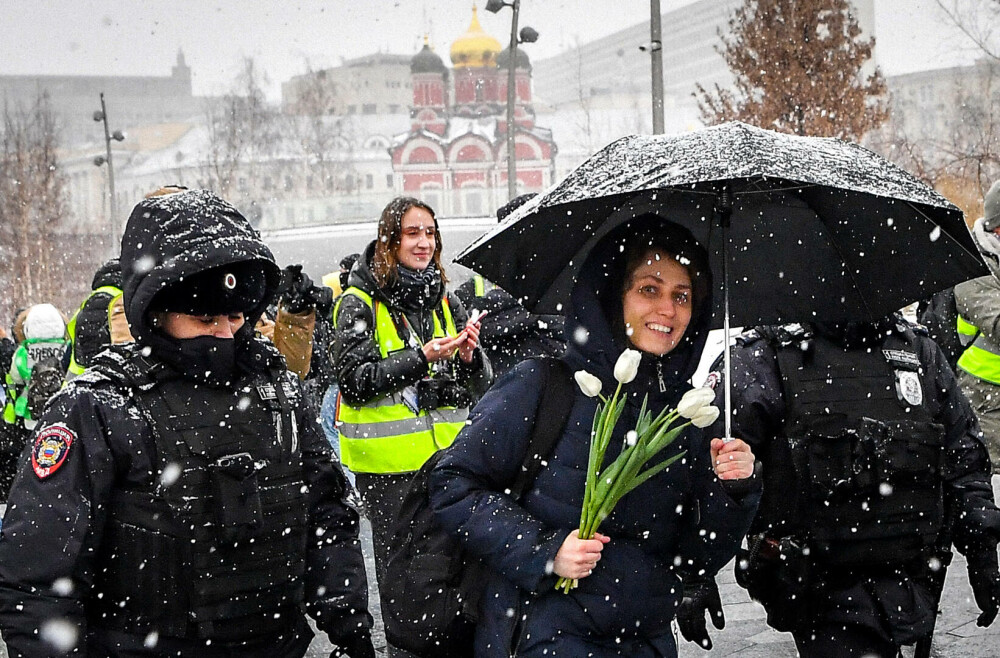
<box><xmin>27</xmin><ymin>358</ymin><xmax>64</xmax><ymax>418</ymax></box>
<box><xmin>967</xmin><ymin>546</ymin><xmax>1000</xmax><ymax>627</ymax></box>
<box><xmin>330</xmin><ymin>631</ymin><xmax>376</xmax><ymax>658</ymax></box>
<box><xmin>279</xmin><ymin>264</ymin><xmax>320</xmax><ymax>314</ymax></box>
<box><xmin>676</xmin><ymin>577</ymin><xmax>725</xmax><ymax>650</ymax></box>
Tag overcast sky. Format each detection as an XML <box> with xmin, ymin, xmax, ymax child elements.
<box><xmin>1</xmin><ymin>0</ymin><xmax>985</xmax><ymax>100</ymax></box>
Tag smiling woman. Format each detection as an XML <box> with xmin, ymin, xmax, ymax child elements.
<box><xmin>332</xmin><ymin>195</ymin><xmax>493</xmax><ymax>655</ymax></box>
<box><xmin>622</xmin><ymin>249</ymin><xmax>693</xmax><ymax>355</ymax></box>
<box><xmin>428</xmin><ymin>213</ymin><xmax>759</xmax><ymax>658</ymax></box>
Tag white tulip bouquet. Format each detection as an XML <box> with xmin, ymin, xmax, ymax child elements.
<box><xmin>556</xmin><ymin>349</ymin><xmax>720</xmax><ymax>594</ymax></box>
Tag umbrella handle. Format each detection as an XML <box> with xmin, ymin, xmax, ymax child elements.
<box><xmin>718</xmin><ymin>187</ymin><xmax>734</xmax><ymax>443</ymax></box>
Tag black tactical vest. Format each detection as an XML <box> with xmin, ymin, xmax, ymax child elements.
<box><xmin>764</xmin><ymin>326</ymin><xmax>946</xmax><ymax>567</ymax></box>
<box><xmin>89</xmin><ymin>352</ymin><xmax>309</xmax><ymax>641</ymax></box>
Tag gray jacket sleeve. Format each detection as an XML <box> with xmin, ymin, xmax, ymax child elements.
<box><xmin>955</xmin><ymin>275</ymin><xmax>1000</xmax><ymax>344</ymax></box>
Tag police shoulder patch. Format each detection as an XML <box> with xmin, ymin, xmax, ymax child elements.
<box><xmin>31</xmin><ymin>423</ymin><xmax>76</xmax><ymax>479</ymax></box>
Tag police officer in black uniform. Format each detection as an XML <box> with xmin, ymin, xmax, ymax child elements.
<box><xmin>680</xmin><ymin>315</ymin><xmax>1000</xmax><ymax>657</ymax></box>
<box><xmin>0</xmin><ymin>190</ymin><xmax>375</xmax><ymax>658</ymax></box>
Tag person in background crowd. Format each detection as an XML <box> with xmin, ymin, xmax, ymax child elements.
<box><xmin>66</xmin><ymin>257</ymin><xmax>129</xmax><ymax>379</ymax></box>
<box><xmin>454</xmin><ymin>194</ymin><xmax>564</xmax><ymax>379</ymax></box>
<box><xmin>333</xmin><ymin>196</ymin><xmax>490</xmax><ymax>656</ymax></box>
<box><xmin>699</xmin><ymin>316</ymin><xmax>1000</xmax><ymax>657</ymax></box>
<box><xmin>430</xmin><ymin>215</ymin><xmax>758</xmax><ymax>657</ymax></box>
<box><xmin>1</xmin><ymin>303</ymin><xmax>69</xmax><ymax>501</ymax></box>
<box><xmin>322</xmin><ymin>253</ymin><xmax>361</xmax><ymax>300</ymax></box>
<box><xmin>0</xmin><ymin>322</ymin><xmax>15</xmax><ymax>385</ymax></box>
<box><xmin>271</xmin><ymin>264</ymin><xmax>333</xmax><ymax>382</ymax></box>
<box><xmin>951</xmin><ymin>179</ymin><xmax>1000</xmax><ymax>472</ymax></box>
<box><xmin>320</xmin><ymin>253</ymin><xmax>361</xmax><ymax>455</ymax></box>
<box><xmin>0</xmin><ymin>189</ymin><xmax>375</xmax><ymax>658</ymax></box>
<box><xmin>453</xmin><ymin>275</ymin><xmax>564</xmax><ymax>379</ymax></box>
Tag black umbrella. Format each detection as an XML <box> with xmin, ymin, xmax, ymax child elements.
<box><xmin>457</xmin><ymin>122</ymin><xmax>987</xmax><ymax>434</ymax></box>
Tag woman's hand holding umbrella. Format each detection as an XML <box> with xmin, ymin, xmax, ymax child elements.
<box><xmin>710</xmin><ymin>438</ymin><xmax>755</xmax><ymax>480</ymax></box>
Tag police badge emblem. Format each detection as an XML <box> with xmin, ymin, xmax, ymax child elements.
<box><xmin>895</xmin><ymin>370</ymin><xmax>923</xmax><ymax>406</ymax></box>
<box><xmin>31</xmin><ymin>424</ymin><xmax>76</xmax><ymax>479</ymax></box>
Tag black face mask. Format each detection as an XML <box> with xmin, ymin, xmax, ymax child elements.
<box><xmin>153</xmin><ymin>334</ymin><xmax>239</xmax><ymax>386</ymax></box>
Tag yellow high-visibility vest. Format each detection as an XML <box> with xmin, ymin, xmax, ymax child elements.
<box><xmin>334</xmin><ymin>287</ymin><xmax>468</xmax><ymax>473</ymax></box>
<box><xmin>957</xmin><ymin>313</ymin><xmax>1000</xmax><ymax>384</ymax></box>
<box><xmin>472</xmin><ymin>274</ymin><xmax>494</xmax><ymax>297</ymax></box>
<box><xmin>66</xmin><ymin>285</ymin><xmax>122</xmax><ymax>377</ymax></box>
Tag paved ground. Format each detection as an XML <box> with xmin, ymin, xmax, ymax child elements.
<box><xmin>0</xmin><ymin>484</ymin><xmax>995</xmax><ymax>658</ymax></box>
<box><xmin>307</xmin><ymin>478</ymin><xmax>1000</xmax><ymax>657</ymax></box>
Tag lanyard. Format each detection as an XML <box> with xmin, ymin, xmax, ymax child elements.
<box><xmin>398</xmin><ymin>311</ymin><xmax>426</xmax><ymax>350</ymax></box>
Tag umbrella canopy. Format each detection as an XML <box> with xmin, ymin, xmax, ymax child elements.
<box><xmin>458</xmin><ymin>122</ymin><xmax>987</xmax><ymax>328</ymax></box>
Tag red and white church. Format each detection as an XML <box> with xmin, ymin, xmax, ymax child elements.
<box><xmin>390</xmin><ymin>6</ymin><xmax>557</xmax><ymax>218</ymax></box>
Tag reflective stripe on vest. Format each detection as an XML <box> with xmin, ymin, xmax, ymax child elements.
<box><xmin>334</xmin><ymin>287</ymin><xmax>468</xmax><ymax>473</ymax></box>
<box><xmin>6</xmin><ymin>338</ymin><xmax>68</xmax><ymax>425</ymax></box>
<box><xmin>2</xmin><ymin>373</ymin><xmax>16</xmax><ymax>424</ymax></box>
<box><xmin>956</xmin><ymin>314</ymin><xmax>1000</xmax><ymax>384</ymax></box>
<box><xmin>67</xmin><ymin>285</ymin><xmax>122</xmax><ymax>376</ymax></box>
<box><xmin>473</xmin><ymin>274</ymin><xmax>486</xmax><ymax>297</ymax></box>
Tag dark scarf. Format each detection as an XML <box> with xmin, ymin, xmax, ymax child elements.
<box><xmin>382</xmin><ymin>263</ymin><xmax>444</xmax><ymax>316</ymax></box>
<box><xmin>145</xmin><ymin>322</ymin><xmax>267</xmax><ymax>387</ymax></box>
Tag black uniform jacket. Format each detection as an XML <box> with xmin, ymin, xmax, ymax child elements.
<box><xmin>0</xmin><ymin>342</ymin><xmax>372</xmax><ymax>656</ymax></box>
<box><xmin>708</xmin><ymin>322</ymin><xmax>1000</xmax><ymax>642</ymax></box>
<box><xmin>710</xmin><ymin>322</ymin><xmax>998</xmax><ymax>551</ymax></box>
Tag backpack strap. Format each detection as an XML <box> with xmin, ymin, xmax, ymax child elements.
<box><xmin>509</xmin><ymin>357</ymin><xmax>574</xmax><ymax>500</ymax></box>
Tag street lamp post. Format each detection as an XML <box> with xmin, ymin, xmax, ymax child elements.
<box><xmin>486</xmin><ymin>0</ymin><xmax>538</xmax><ymax>202</ymax></box>
<box><xmin>639</xmin><ymin>0</ymin><xmax>666</xmax><ymax>134</ymax></box>
<box><xmin>93</xmin><ymin>92</ymin><xmax>125</xmax><ymax>244</ymax></box>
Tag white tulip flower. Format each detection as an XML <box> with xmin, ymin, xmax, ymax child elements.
<box><xmin>574</xmin><ymin>370</ymin><xmax>603</xmax><ymax>398</ymax></box>
<box><xmin>690</xmin><ymin>405</ymin><xmax>721</xmax><ymax>428</ymax></box>
<box><xmin>614</xmin><ymin>349</ymin><xmax>642</xmax><ymax>384</ymax></box>
<box><xmin>677</xmin><ymin>387</ymin><xmax>716</xmax><ymax>418</ymax></box>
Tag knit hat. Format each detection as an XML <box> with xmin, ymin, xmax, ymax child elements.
<box><xmin>984</xmin><ymin>180</ymin><xmax>1000</xmax><ymax>231</ymax></box>
<box><xmin>22</xmin><ymin>304</ymin><xmax>66</xmax><ymax>341</ymax></box>
<box><xmin>149</xmin><ymin>261</ymin><xmax>269</xmax><ymax>316</ymax></box>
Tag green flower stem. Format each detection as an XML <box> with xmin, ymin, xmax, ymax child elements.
<box><xmin>584</xmin><ymin>438</ymin><xmax>647</xmax><ymax>538</ymax></box>
<box><xmin>580</xmin><ymin>403</ymin><xmax>604</xmax><ymax>530</ymax></box>
<box><xmin>647</xmin><ymin>420</ymin><xmax>687</xmax><ymax>455</ymax></box>
<box><xmin>621</xmin><ymin>451</ymin><xmax>687</xmax><ymax>497</ymax></box>
<box><xmin>557</xmin><ymin>381</ymin><xmax>692</xmax><ymax>595</ymax></box>
<box><xmin>580</xmin><ymin>382</ymin><xmax>624</xmax><ymax>536</ymax></box>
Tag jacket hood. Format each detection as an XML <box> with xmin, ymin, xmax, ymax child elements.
<box><xmin>119</xmin><ymin>189</ymin><xmax>280</xmax><ymax>344</ymax></box>
<box><xmin>346</xmin><ymin>241</ymin><xmax>381</xmax><ymax>297</ymax></box>
<box><xmin>564</xmin><ymin>217</ymin><xmax>713</xmax><ymax>396</ymax></box>
<box><xmin>971</xmin><ymin>216</ymin><xmax>1000</xmax><ymax>278</ymax></box>
<box><xmin>91</xmin><ymin>258</ymin><xmax>122</xmax><ymax>290</ymax></box>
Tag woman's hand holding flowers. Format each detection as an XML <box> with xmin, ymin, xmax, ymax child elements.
<box><xmin>553</xmin><ymin>530</ymin><xmax>610</xmax><ymax>580</ymax></box>
<box><xmin>710</xmin><ymin>438</ymin><xmax>755</xmax><ymax>480</ymax></box>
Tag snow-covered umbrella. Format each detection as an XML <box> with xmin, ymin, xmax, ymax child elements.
<box><xmin>457</xmin><ymin>122</ymin><xmax>987</xmax><ymax>435</ymax></box>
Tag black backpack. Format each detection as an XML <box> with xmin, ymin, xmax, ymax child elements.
<box><xmin>381</xmin><ymin>357</ymin><xmax>574</xmax><ymax>657</ymax></box>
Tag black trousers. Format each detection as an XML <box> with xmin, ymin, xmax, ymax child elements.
<box><xmin>354</xmin><ymin>472</ymin><xmax>420</xmax><ymax>658</ymax></box>
<box><xmin>793</xmin><ymin>623</ymin><xmax>899</xmax><ymax>658</ymax></box>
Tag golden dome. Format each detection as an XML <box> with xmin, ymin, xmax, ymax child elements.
<box><xmin>449</xmin><ymin>5</ymin><xmax>502</xmax><ymax>69</ymax></box>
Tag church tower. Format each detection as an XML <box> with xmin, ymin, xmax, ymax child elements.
<box><xmin>410</xmin><ymin>37</ymin><xmax>448</xmax><ymax>135</ymax></box>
